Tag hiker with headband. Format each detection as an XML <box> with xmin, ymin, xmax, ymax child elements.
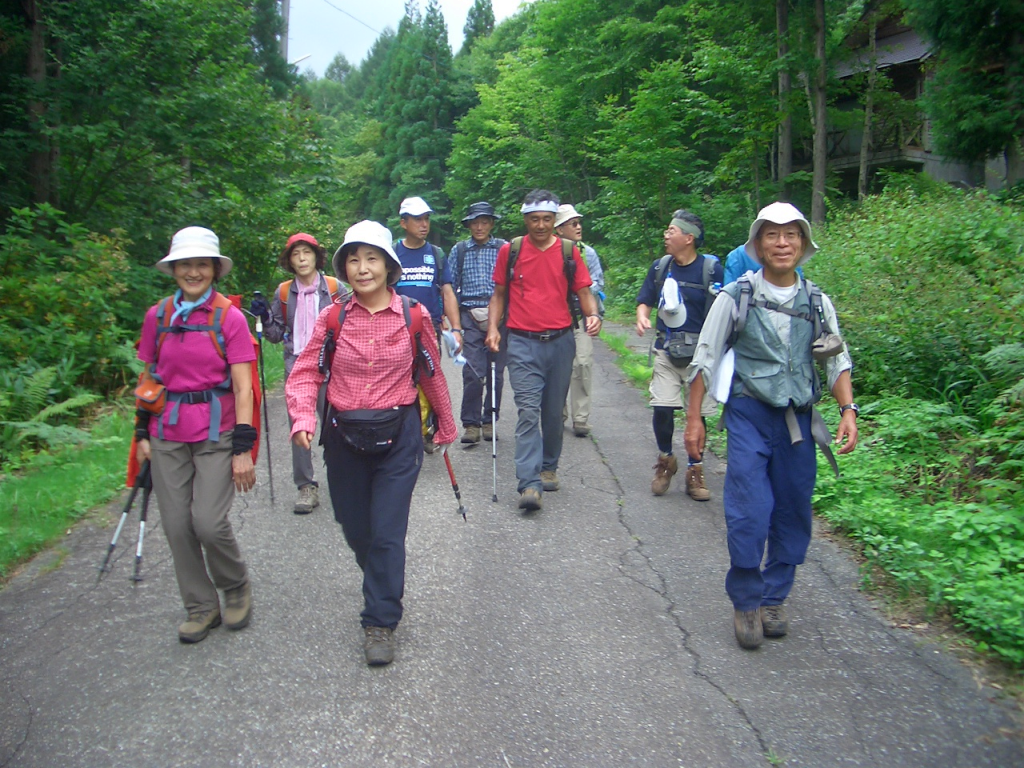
<box><xmin>486</xmin><ymin>189</ymin><xmax>601</xmax><ymax>512</ymax></box>
<box><xmin>286</xmin><ymin>220</ymin><xmax>456</xmax><ymax>666</ymax></box>
<box><xmin>684</xmin><ymin>202</ymin><xmax>858</xmax><ymax>651</ymax></box>
<box><xmin>250</xmin><ymin>233</ymin><xmax>350</xmax><ymax>515</ymax></box>
<box><xmin>135</xmin><ymin>227</ymin><xmax>256</xmax><ymax>644</ymax></box>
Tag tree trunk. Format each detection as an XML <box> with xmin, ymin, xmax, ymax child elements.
<box><xmin>24</xmin><ymin>0</ymin><xmax>52</xmax><ymax>206</ymax></box>
<box><xmin>858</xmin><ymin>16</ymin><xmax>877</xmax><ymax>201</ymax></box>
<box><xmin>777</xmin><ymin>0</ymin><xmax>792</xmax><ymax>195</ymax></box>
<box><xmin>811</xmin><ymin>0</ymin><xmax>827</xmax><ymax>224</ymax></box>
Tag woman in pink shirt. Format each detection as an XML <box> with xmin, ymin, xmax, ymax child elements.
<box><xmin>286</xmin><ymin>220</ymin><xmax>456</xmax><ymax>666</ymax></box>
<box><xmin>135</xmin><ymin>227</ymin><xmax>256</xmax><ymax>644</ymax></box>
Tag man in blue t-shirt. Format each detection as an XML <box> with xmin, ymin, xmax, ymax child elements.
<box><xmin>635</xmin><ymin>209</ymin><xmax>724</xmax><ymax>501</ymax></box>
<box><xmin>393</xmin><ymin>196</ymin><xmax>463</xmax><ymax>344</ymax></box>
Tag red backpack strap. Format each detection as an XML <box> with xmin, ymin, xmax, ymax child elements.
<box><xmin>278</xmin><ymin>280</ymin><xmax>293</xmax><ymax>324</ymax></box>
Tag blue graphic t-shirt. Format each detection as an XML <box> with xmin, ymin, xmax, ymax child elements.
<box><xmin>393</xmin><ymin>241</ymin><xmax>452</xmax><ymax>323</ymax></box>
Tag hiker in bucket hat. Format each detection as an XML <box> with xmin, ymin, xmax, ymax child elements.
<box><xmin>286</xmin><ymin>220</ymin><xmax>456</xmax><ymax>666</ymax></box>
<box><xmin>250</xmin><ymin>233</ymin><xmax>350</xmax><ymax>516</ymax></box>
<box><xmin>684</xmin><ymin>201</ymin><xmax>859</xmax><ymax>651</ymax></box>
<box><xmin>635</xmin><ymin>210</ymin><xmax>723</xmax><ymax>501</ymax></box>
<box><xmin>449</xmin><ymin>201</ymin><xmax>508</xmax><ymax>444</ymax></box>
<box><xmin>553</xmin><ymin>203</ymin><xmax>605</xmax><ymax>438</ymax></box>
<box><xmin>137</xmin><ymin>226</ymin><xmax>255</xmax><ymax>643</ymax></box>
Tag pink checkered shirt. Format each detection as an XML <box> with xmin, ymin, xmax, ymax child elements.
<box><xmin>285</xmin><ymin>290</ymin><xmax>457</xmax><ymax>444</ymax></box>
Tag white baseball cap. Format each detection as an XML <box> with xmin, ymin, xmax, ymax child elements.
<box><xmin>399</xmin><ymin>196</ymin><xmax>433</xmax><ymax>217</ymax></box>
<box><xmin>743</xmin><ymin>202</ymin><xmax>818</xmax><ymax>266</ymax></box>
<box><xmin>156</xmin><ymin>226</ymin><xmax>233</xmax><ymax>277</ymax></box>
<box><xmin>657</xmin><ymin>276</ymin><xmax>687</xmax><ymax>329</ymax></box>
<box><xmin>332</xmin><ymin>220</ymin><xmax>402</xmax><ymax>284</ymax></box>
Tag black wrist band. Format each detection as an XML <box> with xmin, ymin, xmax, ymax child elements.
<box><xmin>232</xmin><ymin>424</ymin><xmax>258</xmax><ymax>455</ymax></box>
<box><xmin>134</xmin><ymin>409</ymin><xmax>152</xmax><ymax>442</ymax></box>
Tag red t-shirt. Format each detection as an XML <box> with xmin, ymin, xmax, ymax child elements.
<box><xmin>492</xmin><ymin>238</ymin><xmax>592</xmax><ymax>331</ymax></box>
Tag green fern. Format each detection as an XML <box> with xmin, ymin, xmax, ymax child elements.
<box><xmin>32</xmin><ymin>393</ymin><xmax>101</xmax><ymax>423</ymax></box>
<box><xmin>1</xmin><ymin>421</ymin><xmax>91</xmax><ymax>447</ymax></box>
<box><xmin>10</xmin><ymin>367</ymin><xmax>57</xmax><ymax>422</ymax></box>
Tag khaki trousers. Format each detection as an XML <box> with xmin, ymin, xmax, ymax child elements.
<box><xmin>567</xmin><ymin>326</ymin><xmax>594</xmax><ymax>426</ymax></box>
<box><xmin>150</xmin><ymin>432</ymin><xmax>248</xmax><ymax>614</ymax></box>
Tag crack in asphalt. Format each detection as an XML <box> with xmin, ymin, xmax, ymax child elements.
<box><xmin>0</xmin><ymin>685</ymin><xmax>32</xmax><ymax>768</ymax></box>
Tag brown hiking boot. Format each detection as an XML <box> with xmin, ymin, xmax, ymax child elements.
<box><xmin>761</xmin><ymin>604</ymin><xmax>789</xmax><ymax>637</ymax></box>
<box><xmin>178</xmin><ymin>609</ymin><xmax>221</xmax><ymax>643</ymax></box>
<box><xmin>461</xmin><ymin>425</ymin><xmax>481</xmax><ymax>444</ymax></box>
<box><xmin>293</xmin><ymin>484</ymin><xmax>319</xmax><ymax>515</ymax></box>
<box><xmin>518</xmin><ymin>487</ymin><xmax>542</xmax><ymax>511</ymax></box>
<box><xmin>651</xmin><ymin>453</ymin><xmax>678</xmax><ymax>496</ymax></box>
<box><xmin>364</xmin><ymin>626</ymin><xmax>395</xmax><ymax>666</ymax></box>
<box><xmin>734</xmin><ymin>609</ymin><xmax>763</xmax><ymax>650</ymax></box>
<box><xmin>223</xmin><ymin>582</ymin><xmax>252</xmax><ymax>630</ymax></box>
<box><xmin>540</xmin><ymin>470</ymin><xmax>560</xmax><ymax>491</ymax></box>
<box><xmin>482</xmin><ymin>423</ymin><xmax>494</xmax><ymax>441</ymax></box>
<box><xmin>686</xmin><ymin>463</ymin><xmax>711</xmax><ymax>501</ymax></box>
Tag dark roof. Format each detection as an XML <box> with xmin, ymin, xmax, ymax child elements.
<box><xmin>836</xmin><ymin>29</ymin><xmax>931</xmax><ymax>79</ymax></box>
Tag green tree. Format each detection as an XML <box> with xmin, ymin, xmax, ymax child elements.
<box><xmin>460</xmin><ymin>0</ymin><xmax>494</xmax><ymax>55</ymax></box>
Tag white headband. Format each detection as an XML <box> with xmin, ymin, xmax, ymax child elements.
<box><xmin>520</xmin><ymin>200</ymin><xmax>559</xmax><ymax>214</ymax></box>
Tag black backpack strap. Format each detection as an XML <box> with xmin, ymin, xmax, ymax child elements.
<box><xmin>652</xmin><ymin>255</ymin><xmax>673</xmax><ymax>298</ymax></box>
<box><xmin>562</xmin><ymin>237</ymin><xmax>580</xmax><ymax>329</ymax></box>
<box><xmin>452</xmin><ymin>241</ymin><xmax>466</xmax><ymax>298</ymax></box>
<box><xmin>701</xmin><ymin>256</ymin><xmax>716</xmax><ymax>319</ymax></box>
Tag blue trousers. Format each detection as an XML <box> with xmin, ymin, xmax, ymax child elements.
<box><xmin>506</xmin><ymin>331</ymin><xmax>575</xmax><ymax>493</ymax></box>
<box><xmin>323</xmin><ymin>405</ymin><xmax>423</xmax><ymax>629</ymax></box>
<box><xmin>459</xmin><ymin>309</ymin><xmax>507</xmax><ymax>426</ymax></box>
<box><xmin>723</xmin><ymin>397</ymin><xmax>816</xmax><ymax>611</ymax></box>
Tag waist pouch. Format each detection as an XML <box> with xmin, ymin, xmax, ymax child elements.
<box><xmin>134</xmin><ymin>373</ymin><xmax>167</xmax><ymax>415</ymax></box>
<box><xmin>333</xmin><ymin>406</ymin><xmax>410</xmax><ymax>455</ymax></box>
<box><xmin>468</xmin><ymin>306</ymin><xmax>490</xmax><ymax>332</ymax></box>
<box><xmin>663</xmin><ymin>331</ymin><xmax>699</xmax><ymax>368</ymax></box>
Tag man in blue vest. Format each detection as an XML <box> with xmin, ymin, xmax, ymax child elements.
<box><xmin>685</xmin><ymin>202</ymin><xmax>859</xmax><ymax>651</ymax></box>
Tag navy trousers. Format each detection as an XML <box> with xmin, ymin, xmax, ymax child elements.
<box><xmin>323</xmin><ymin>404</ymin><xmax>423</xmax><ymax>629</ymax></box>
<box><xmin>459</xmin><ymin>309</ymin><xmax>507</xmax><ymax>427</ymax></box>
<box><xmin>722</xmin><ymin>396</ymin><xmax>817</xmax><ymax>611</ymax></box>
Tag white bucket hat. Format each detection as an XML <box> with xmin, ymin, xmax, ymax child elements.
<box><xmin>743</xmin><ymin>202</ymin><xmax>818</xmax><ymax>266</ymax></box>
<box><xmin>399</xmin><ymin>196</ymin><xmax>433</xmax><ymax>217</ymax></box>
<box><xmin>332</xmin><ymin>220</ymin><xmax>402</xmax><ymax>284</ymax></box>
<box><xmin>553</xmin><ymin>204</ymin><xmax>583</xmax><ymax>229</ymax></box>
<box><xmin>156</xmin><ymin>226</ymin><xmax>233</xmax><ymax>277</ymax></box>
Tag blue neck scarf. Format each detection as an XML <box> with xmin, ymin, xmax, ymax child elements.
<box><xmin>170</xmin><ymin>286</ymin><xmax>213</xmax><ymax>324</ymax></box>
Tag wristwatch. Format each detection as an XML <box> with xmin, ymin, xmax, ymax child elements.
<box><xmin>839</xmin><ymin>403</ymin><xmax>860</xmax><ymax>417</ymax></box>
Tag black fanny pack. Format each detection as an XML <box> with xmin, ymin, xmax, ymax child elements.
<box><xmin>331</xmin><ymin>406</ymin><xmax>410</xmax><ymax>455</ymax></box>
<box><xmin>662</xmin><ymin>331</ymin><xmax>699</xmax><ymax>368</ymax></box>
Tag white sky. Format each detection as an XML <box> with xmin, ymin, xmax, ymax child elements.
<box><xmin>286</xmin><ymin>0</ymin><xmax>528</xmax><ymax>76</ymax></box>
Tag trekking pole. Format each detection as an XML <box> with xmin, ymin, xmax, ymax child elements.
<box><xmin>490</xmin><ymin>359</ymin><xmax>498</xmax><ymax>502</ymax></box>
<box><xmin>252</xmin><ymin>290</ymin><xmax>276</xmax><ymax>509</ymax></box>
<box><xmin>131</xmin><ymin>465</ymin><xmax>154</xmax><ymax>583</ymax></box>
<box><xmin>442</xmin><ymin>447</ymin><xmax>467</xmax><ymax>521</ymax></box>
<box><xmin>98</xmin><ymin>460</ymin><xmax>150</xmax><ymax>581</ymax></box>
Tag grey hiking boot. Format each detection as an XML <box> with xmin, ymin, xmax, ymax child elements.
<box><xmin>518</xmin><ymin>487</ymin><xmax>542</xmax><ymax>511</ymax></box>
<box><xmin>364</xmin><ymin>626</ymin><xmax>395</xmax><ymax>666</ymax></box>
<box><xmin>651</xmin><ymin>453</ymin><xmax>678</xmax><ymax>496</ymax></box>
<box><xmin>223</xmin><ymin>582</ymin><xmax>252</xmax><ymax>631</ymax></box>
<box><xmin>573</xmin><ymin>422</ymin><xmax>590</xmax><ymax>437</ymax></box>
<box><xmin>734</xmin><ymin>609</ymin><xmax>764</xmax><ymax>650</ymax></box>
<box><xmin>461</xmin><ymin>425</ymin><xmax>481</xmax><ymax>444</ymax></box>
<box><xmin>540</xmin><ymin>470</ymin><xmax>560</xmax><ymax>492</ymax></box>
<box><xmin>686</xmin><ymin>463</ymin><xmax>711</xmax><ymax>501</ymax></box>
<box><xmin>761</xmin><ymin>604</ymin><xmax>789</xmax><ymax>637</ymax></box>
<box><xmin>293</xmin><ymin>484</ymin><xmax>319</xmax><ymax>515</ymax></box>
<box><xmin>178</xmin><ymin>609</ymin><xmax>221</xmax><ymax>643</ymax></box>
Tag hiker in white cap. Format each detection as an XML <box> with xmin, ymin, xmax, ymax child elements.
<box><xmin>635</xmin><ymin>210</ymin><xmax>723</xmax><ymax>500</ymax></box>
<box><xmin>684</xmin><ymin>201</ymin><xmax>858</xmax><ymax>651</ymax></box>
<box><xmin>286</xmin><ymin>220</ymin><xmax>456</xmax><ymax>666</ymax></box>
<box><xmin>136</xmin><ymin>226</ymin><xmax>255</xmax><ymax>643</ymax></box>
<box><xmin>554</xmin><ymin>204</ymin><xmax>605</xmax><ymax>438</ymax></box>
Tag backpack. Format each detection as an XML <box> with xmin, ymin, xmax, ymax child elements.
<box><xmin>127</xmin><ymin>292</ymin><xmax>263</xmax><ymax>487</ymax></box>
<box><xmin>652</xmin><ymin>253</ymin><xmax>720</xmax><ymax>323</ymax></box>
<box><xmin>506</xmin><ymin>236</ymin><xmax>579</xmax><ymax>328</ymax></box>
<box><xmin>727</xmin><ymin>275</ymin><xmax>826</xmax><ymax>348</ymax></box>
<box><xmin>277</xmin><ymin>275</ymin><xmax>344</xmax><ymax>324</ymax></box>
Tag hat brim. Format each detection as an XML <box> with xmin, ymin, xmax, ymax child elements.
<box><xmin>658</xmin><ymin>307</ymin><xmax>686</xmax><ymax>329</ymax></box>
<box><xmin>461</xmin><ymin>213</ymin><xmax>501</xmax><ymax>225</ymax></box>
<box><xmin>156</xmin><ymin>250</ymin><xmax>233</xmax><ymax>278</ymax></box>
<box><xmin>743</xmin><ymin>218</ymin><xmax>818</xmax><ymax>267</ymax></box>
<box><xmin>332</xmin><ymin>242</ymin><xmax>403</xmax><ymax>285</ymax></box>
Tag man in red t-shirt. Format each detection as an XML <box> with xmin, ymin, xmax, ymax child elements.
<box><xmin>486</xmin><ymin>189</ymin><xmax>602</xmax><ymax>511</ymax></box>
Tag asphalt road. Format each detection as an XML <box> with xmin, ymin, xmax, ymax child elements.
<box><xmin>1</xmin><ymin>328</ymin><xmax>1020</xmax><ymax>767</ymax></box>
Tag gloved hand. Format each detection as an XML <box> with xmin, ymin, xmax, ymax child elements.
<box><xmin>249</xmin><ymin>295</ymin><xmax>270</xmax><ymax>322</ymax></box>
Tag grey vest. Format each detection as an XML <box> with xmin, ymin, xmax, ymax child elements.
<box><xmin>726</xmin><ymin>282</ymin><xmax>820</xmax><ymax>408</ymax></box>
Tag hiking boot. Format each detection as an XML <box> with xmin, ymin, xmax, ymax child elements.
<box><xmin>686</xmin><ymin>463</ymin><xmax>711</xmax><ymax>501</ymax></box>
<box><xmin>364</xmin><ymin>626</ymin><xmax>395</xmax><ymax>666</ymax></box>
<box><xmin>540</xmin><ymin>470</ymin><xmax>560</xmax><ymax>492</ymax></box>
<box><xmin>573</xmin><ymin>422</ymin><xmax>590</xmax><ymax>437</ymax></box>
<box><xmin>461</xmin><ymin>425</ymin><xmax>481</xmax><ymax>444</ymax></box>
<box><xmin>223</xmin><ymin>582</ymin><xmax>252</xmax><ymax>631</ymax></box>
<box><xmin>734</xmin><ymin>609</ymin><xmax>763</xmax><ymax>650</ymax></box>
<box><xmin>761</xmin><ymin>604</ymin><xmax>789</xmax><ymax>637</ymax></box>
<box><xmin>293</xmin><ymin>484</ymin><xmax>319</xmax><ymax>515</ymax></box>
<box><xmin>651</xmin><ymin>453</ymin><xmax>678</xmax><ymax>496</ymax></box>
<box><xmin>518</xmin><ymin>487</ymin><xmax>542</xmax><ymax>511</ymax></box>
<box><xmin>178</xmin><ymin>609</ymin><xmax>221</xmax><ymax>643</ymax></box>
<box><xmin>482</xmin><ymin>423</ymin><xmax>494</xmax><ymax>441</ymax></box>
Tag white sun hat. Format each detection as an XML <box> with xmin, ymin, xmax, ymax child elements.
<box><xmin>553</xmin><ymin>204</ymin><xmax>583</xmax><ymax>229</ymax></box>
<box><xmin>156</xmin><ymin>226</ymin><xmax>233</xmax><ymax>277</ymax></box>
<box><xmin>332</xmin><ymin>220</ymin><xmax>403</xmax><ymax>284</ymax></box>
<box><xmin>399</xmin><ymin>196</ymin><xmax>433</xmax><ymax>217</ymax></box>
<box><xmin>657</xmin><ymin>276</ymin><xmax>687</xmax><ymax>329</ymax></box>
<box><xmin>743</xmin><ymin>201</ymin><xmax>818</xmax><ymax>266</ymax></box>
